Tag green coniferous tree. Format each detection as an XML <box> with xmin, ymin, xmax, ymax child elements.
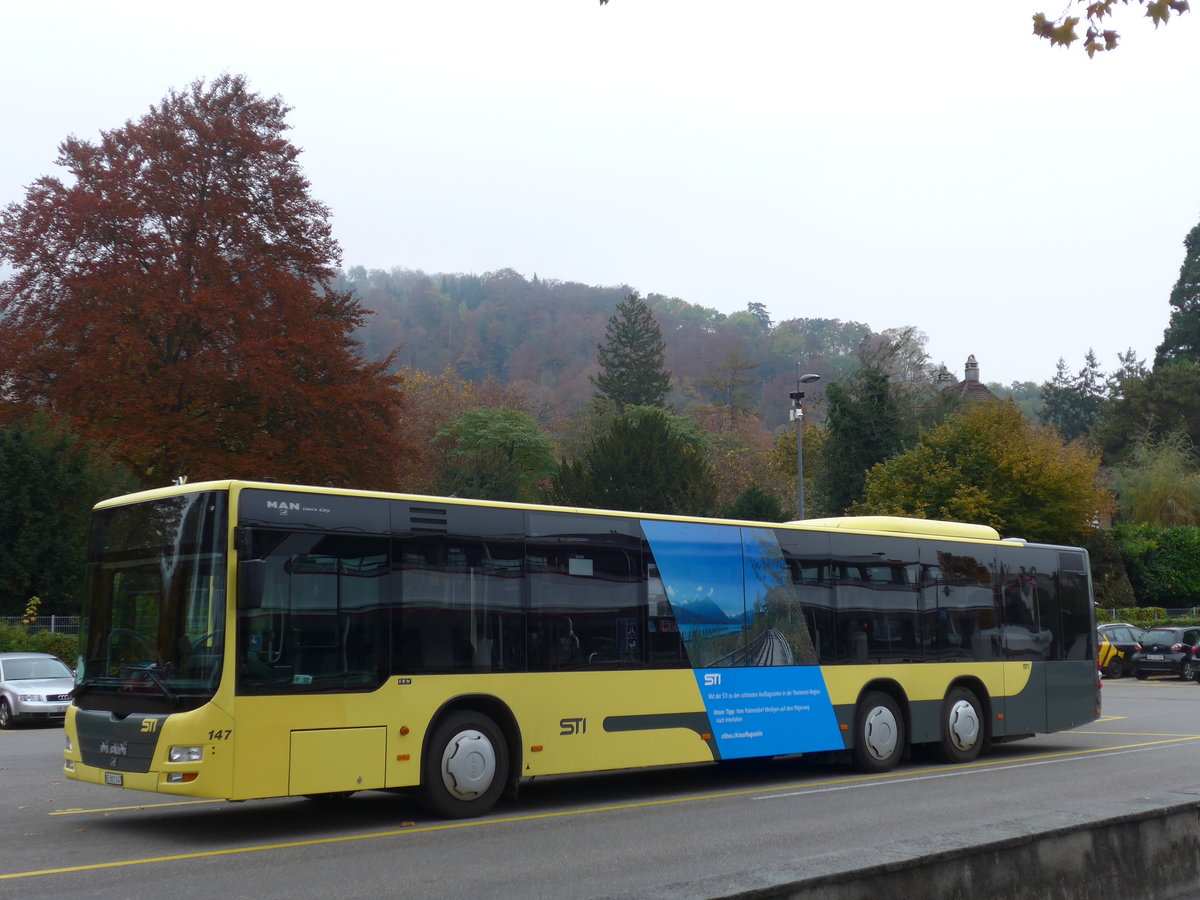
<box><xmin>1095</xmin><ymin>359</ymin><xmax>1200</xmax><ymax>464</ymax></box>
<box><xmin>0</xmin><ymin>415</ymin><xmax>137</xmax><ymax>616</ymax></box>
<box><xmin>1156</xmin><ymin>217</ymin><xmax>1200</xmax><ymax>367</ymax></box>
<box><xmin>820</xmin><ymin>365</ymin><xmax>905</xmax><ymax>515</ymax></box>
<box><xmin>1038</xmin><ymin>350</ymin><xmax>1106</xmax><ymax>443</ymax></box>
<box><xmin>591</xmin><ymin>292</ymin><xmax>671</xmax><ymax>409</ymax></box>
<box><xmin>549</xmin><ymin>408</ymin><xmax>715</xmax><ymax>516</ymax></box>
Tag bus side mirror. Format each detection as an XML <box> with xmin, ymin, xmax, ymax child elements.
<box><xmin>238</xmin><ymin>559</ymin><xmax>266</xmax><ymax>610</ymax></box>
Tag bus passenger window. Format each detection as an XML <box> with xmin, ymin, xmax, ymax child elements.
<box><xmin>236</xmin><ymin>532</ymin><xmax>389</xmax><ymax>694</ymax></box>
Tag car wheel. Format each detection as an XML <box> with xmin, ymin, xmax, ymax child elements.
<box><xmin>1102</xmin><ymin>658</ymin><xmax>1123</xmax><ymax>679</ymax></box>
<box><xmin>0</xmin><ymin>698</ymin><xmax>12</xmax><ymax>729</ymax></box>
<box><xmin>1135</xmin><ymin>669</ymin><xmax>1149</xmax><ymax>681</ymax></box>
<box><xmin>1181</xmin><ymin>663</ymin><xmax>1194</xmax><ymax>682</ymax></box>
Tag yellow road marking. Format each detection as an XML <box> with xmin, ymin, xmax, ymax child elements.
<box><xmin>8</xmin><ymin>733</ymin><xmax>1200</xmax><ymax>882</ymax></box>
<box><xmin>50</xmin><ymin>800</ymin><xmax>219</xmax><ymax>817</ymax></box>
<box><xmin>1081</xmin><ymin>731</ymin><xmax>1200</xmax><ymax>737</ymax></box>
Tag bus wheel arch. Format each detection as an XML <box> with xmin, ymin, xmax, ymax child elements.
<box><xmin>936</xmin><ymin>680</ymin><xmax>989</xmax><ymax>764</ymax></box>
<box><xmin>851</xmin><ymin>683</ymin><xmax>908</xmax><ymax>773</ymax></box>
<box><xmin>420</xmin><ymin>696</ymin><xmax>520</xmax><ymax>818</ymax></box>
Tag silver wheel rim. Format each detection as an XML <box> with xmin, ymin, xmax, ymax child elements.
<box><xmin>440</xmin><ymin>729</ymin><xmax>497</xmax><ymax>801</ymax></box>
<box><xmin>862</xmin><ymin>704</ymin><xmax>898</xmax><ymax>761</ymax></box>
<box><xmin>946</xmin><ymin>699</ymin><xmax>980</xmax><ymax>752</ymax></box>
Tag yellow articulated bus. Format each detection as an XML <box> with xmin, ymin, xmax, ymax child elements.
<box><xmin>64</xmin><ymin>481</ymin><xmax>1099</xmax><ymax>818</ymax></box>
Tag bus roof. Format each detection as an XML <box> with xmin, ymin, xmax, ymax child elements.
<box><xmin>94</xmin><ymin>480</ymin><xmax>1007</xmax><ymax>544</ymax></box>
<box><xmin>791</xmin><ymin>515</ymin><xmax>1002</xmax><ymax>542</ymax></box>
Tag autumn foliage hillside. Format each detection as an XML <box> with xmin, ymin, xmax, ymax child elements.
<box><xmin>340</xmin><ymin>265</ymin><xmax>888</xmax><ymax>432</ymax></box>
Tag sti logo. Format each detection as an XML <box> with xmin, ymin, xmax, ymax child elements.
<box><xmin>704</xmin><ymin>673</ymin><xmax>722</xmax><ymax>687</ymax></box>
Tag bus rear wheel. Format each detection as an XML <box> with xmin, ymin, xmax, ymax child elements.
<box><xmin>421</xmin><ymin>711</ymin><xmax>508</xmax><ymax>819</ymax></box>
<box><xmin>852</xmin><ymin>691</ymin><xmax>904</xmax><ymax>773</ymax></box>
<box><xmin>936</xmin><ymin>686</ymin><xmax>984</xmax><ymax>763</ymax></box>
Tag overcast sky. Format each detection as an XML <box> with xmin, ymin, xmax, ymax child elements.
<box><xmin>4</xmin><ymin>1</ymin><xmax>1198</xmax><ymax>386</ymax></box>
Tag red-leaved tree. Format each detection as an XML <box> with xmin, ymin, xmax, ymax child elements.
<box><xmin>0</xmin><ymin>75</ymin><xmax>405</xmax><ymax>489</ymax></box>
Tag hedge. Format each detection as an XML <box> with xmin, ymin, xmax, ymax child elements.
<box><xmin>0</xmin><ymin>624</ymin><xmax>77</xmax><ymax>667</ymax></box>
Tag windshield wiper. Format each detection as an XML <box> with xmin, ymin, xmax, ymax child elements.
<box><xmin>118</xmin><ymin>665</ymin><xmax>179</xmax><ymax>703</ymax></box>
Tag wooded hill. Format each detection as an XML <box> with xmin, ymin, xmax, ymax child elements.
<box><xmin>338</xmin><ymin>265</ymin><xmax>925</xmax><ymax>431</ymax></box>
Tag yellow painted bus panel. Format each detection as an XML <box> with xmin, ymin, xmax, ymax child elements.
<box><xmin>289</xmin><ymin>727</ymin><xmax>387</xmax><ymax>796</ymax></box>
<box><xmin>225</xmin><ymin>669</ymin><xmax>714</xmax><ymax>797</ymax></box>
<box><xmin>821</xmin><ymin>661</ymin><xmax>1033</xmax><ymax>705</ymax></box>
<box><xmin>70</xmin><ymin>659</ymin><xmax>1045</xmax><ymax>803</ymax></box>
<box><xmin>231</xmin><ymin>693</ymin><xmax>391</xmax><ymax>799</ymax></box>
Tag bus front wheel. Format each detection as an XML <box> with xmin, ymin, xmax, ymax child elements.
<box><xmin>936</xmin><ymin>686</ymin><xmax>985</xmax><ymax>763</ymax></box>
<box><xmin>421</xmin><ymin>711</ymin><xmax>508</xmax><ymax>819</ymax></box>
<box><xmin>852</xmin><ymin>691</ymin><xmax>904</xmax><ymax>773</ymax></box>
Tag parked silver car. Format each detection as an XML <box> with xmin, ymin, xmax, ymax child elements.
<box><xmin>0</xmin><ymin>652</ymin><xmax>74</xmax><ymax>728</ymax></box>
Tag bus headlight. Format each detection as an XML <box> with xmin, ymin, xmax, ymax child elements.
<box><xmin>168</xmin><ymin>746</ymin><xmax>204</xmax><ymax>763</ymax></box>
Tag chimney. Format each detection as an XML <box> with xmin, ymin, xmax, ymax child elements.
<box><xmin>965</xmin><ymin>355</ymin><xmax>979</xmax><ymax>382</ymax></box>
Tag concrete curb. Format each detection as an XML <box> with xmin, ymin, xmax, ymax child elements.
<box><xmin>626</xmin><ymin>792</ymin><xmax>1200</xmax><ymax>900</ymax></box>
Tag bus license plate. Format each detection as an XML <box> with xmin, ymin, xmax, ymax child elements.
<box><xmin>104</xmin><ymin>772</ymin><xmax>123</xmax><ymax>786</ymax></box>
<box><xmin>1146</xmin><ymin>654</ymin><xmax>1165</xmax><ymax>661</ymax></box>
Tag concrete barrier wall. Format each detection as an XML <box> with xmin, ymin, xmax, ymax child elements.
<box><xmin>726</xmin><ymin>799</ymin><xmax>1200</xmax><ymax>900</ymax></box>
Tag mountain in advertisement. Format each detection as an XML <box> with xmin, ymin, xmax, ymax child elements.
<box><xmin>672</xmin><ymin>597</ymin><xmax>749</xmax><ymax>626</ymax></box>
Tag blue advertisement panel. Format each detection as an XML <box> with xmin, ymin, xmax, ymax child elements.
<box><xmin>693</xmin><ymin>666</ymin><xmax>843</xmax><ymax>759</ymax></box>
<box><xmin>641</xmin><ymin>519</ymin><xmax>821</xmax><ymax>668</ymax></box>
<box><xmin>641</xmin><ymin>519</ymin><xmax>746</xmax><ymax>666</ymax></box>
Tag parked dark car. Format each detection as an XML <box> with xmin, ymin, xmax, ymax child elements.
<box><xmin>1097</xmin><ymin>623</ymin><xmax>1145</xmax><ymax>678</ymax></box>
<box><xmin>1132</xmin><ymin>627</ymin><xmax>1200</xmax><ymax>681</ymax></box>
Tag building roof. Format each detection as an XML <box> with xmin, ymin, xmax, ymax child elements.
<box><xmin>941</xmin><ymin>354</ymin><xmax>998</xmax><ymax>401</ymax></box>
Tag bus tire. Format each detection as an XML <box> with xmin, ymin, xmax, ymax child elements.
<box><xmin>936</xmin><ymin>686</ymin><xmax>984</xmax><ymax>763</ymax></box>
<box><xmin>852</xmin><ymin>691</ymin><xmax>904</xmax><ymax>773</ymax></box>
<box><xmin>421</xmin><ymin>710</ymin><xmax>508</xmax><ymax>819</ymax></box>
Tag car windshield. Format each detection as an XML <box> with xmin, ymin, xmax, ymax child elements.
<box><xmin>77</xmin><ymin>490</ymin><xmax>228</xmax><ymax>711</ymax></box>
<box><xmin>2</xmin><ymin>658</ymin><xmax>72</xmax><ymax>680</ymax></box>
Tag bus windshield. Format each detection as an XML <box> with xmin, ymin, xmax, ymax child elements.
<box><xmin>77</xmin><ymin>491</ymin><xmax>229</xmax><ymax>713</ymax></box>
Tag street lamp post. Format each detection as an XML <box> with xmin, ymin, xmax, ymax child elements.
<box><xmin>790</xmin><ymin>370</ymin><xmax>821</xmax><ymax>519</ymax></box>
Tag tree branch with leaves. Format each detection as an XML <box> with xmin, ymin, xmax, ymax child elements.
<box><xmin>1033</xmin><ymin>0</ymin><xmax>1190</xmax><ymax>56</ymax></box>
